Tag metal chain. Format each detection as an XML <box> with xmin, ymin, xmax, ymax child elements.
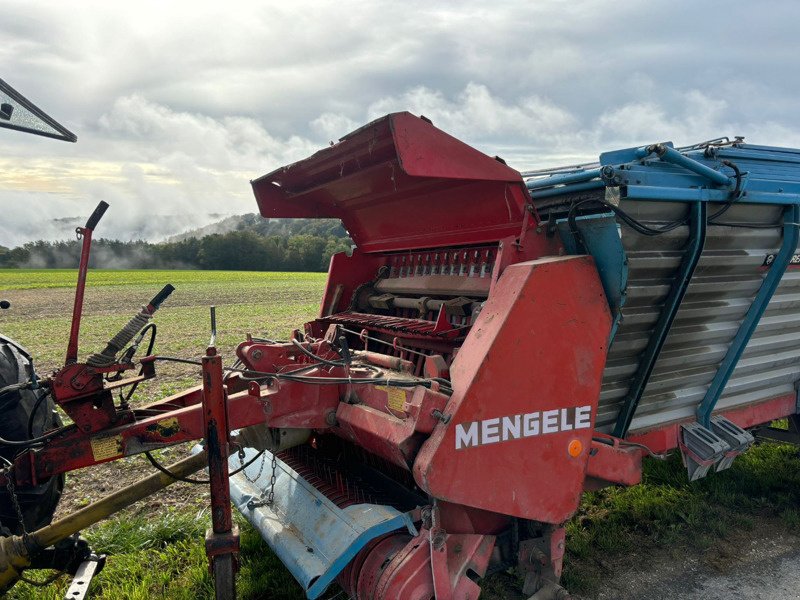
<box><xmin>240</xmin><ymin>448</ymin><xmax>267</xmax><ymax>485</ymax></box>
<box><xmin>266</xmin><ymin>451</ymin><xmax>277</xmax><ymax>505</ymax></box>
<box><xmin>244</xmin><ymin>451</ymin><xmax>279</xmax><ymax>510</ymax></box>
<box><xmin>6</xmin><ymin>468</ymin><xmax>29</xmax><ymax>541</ymax></box>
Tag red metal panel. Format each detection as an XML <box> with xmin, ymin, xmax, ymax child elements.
<box><xmin>413</xmin><ymin>256</ymin><xmax>612</xmax><ymax>523</ymax></box>
<box><xmin>252</xmin><ymin>112</ymin><xmax>536</xmax><ymax>253</ymax></box>
<box><xmin>334</xmin><ymin>403</ymin><xmax>421</xmax><ymax>469</ymax></box>
<box><xmin>319</xmin><ymin>249</ymin><xmax>385</xmax><ymax>318</ymax></box>
<box><xmin>584</xmin><ymin>439</ymin><xmax>643</xmax><ymax>488</ymax></box>
<box><xmin>628</xmin><ymin>392</ymin><xmax>797</xmax><ymax>454</ymax></box>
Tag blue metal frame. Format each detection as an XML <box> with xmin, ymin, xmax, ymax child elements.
<box><xmin>623</xmin><ymin>186</ymin><xmax>800</xmax><ymax>205</ymax></box>
<box><xmin>613</xmin><ymin>202</ymin><xmax>707</xmax><ymax>438</ymax></box>
<box><xmin>696</xmin><ymin>203</ymin><xmax>800</xmax><ymax>427</ymax></box>
<box><xmin>651</xmin><ymin>144</ymin><xmax>733</xmax><ymax>187</ymax></box>
<box><xmin>534</xmin><ymin>139</ymin><xmax>800</xmax><ymax>432</ymax></box>
<box><xmin>556</xmin><ymin>212</ymin><xmax>628</xmax><ymax>341</ymax></box>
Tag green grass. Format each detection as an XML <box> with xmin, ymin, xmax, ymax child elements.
<box><xmin>2</xmin><ymin>269</ymin><xmax>325</xmax><ymax>599</ymax></box>
<box><xmin>0</xmin><ymin>269</ymin><xmax>326</xmax><ymax>371</ymax></box>
<box><xmin>0</xmin><ymin>269</ymin><xmax>326</xmax><ymax>290</ymax></box>
<box><xmin>562</xmin><ymin>442</ymin><xmax>800</xmax><ymax>594</ymax></box>
<box><xmin>3</xmin><ymin>268</ymin><xmax>800</xmax><ymax>599</ymax></box>
<box><xmin>9</xmin><ymin>511</ymin><xmax>310</xmax><ymax>600</ymax></box>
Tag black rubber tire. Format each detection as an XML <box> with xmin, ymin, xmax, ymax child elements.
<box><xmin>0</xmin><ymin>340</ymin><xmax>64</xmax><ymax>535</ymax></box>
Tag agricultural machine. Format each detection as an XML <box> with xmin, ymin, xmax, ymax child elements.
<box><xmin>2</xmin><ymin>80</ymin><xmax>800</xmax><ymax>599</ymax></box>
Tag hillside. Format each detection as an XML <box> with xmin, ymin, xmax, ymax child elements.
<box><xmin>0</xmin><ymin>216</ymin><xmax>353</xmax><ymax>272</ymax></box>
<box><xmin>168</xmin><ymin>214</ymin><xmax>349</xmax><ymax>242</ymax></box>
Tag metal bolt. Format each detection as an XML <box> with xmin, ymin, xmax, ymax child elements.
<box><xmin>420</xmin><ymin>506</ymin><xmax>432</xmax><ymax>529</ymax></box>
<box><xmin>431</xmin><ymin>531</ymin><xmax>446</xmax><ymax>551</ymax></box>
<box><xmin>431</xmin><ymin>409</ymin><xmax>450</xmax><ymax>424</ymax></box>
<box><xmin>251</xmin><ymin>349</ymin><xmax>263</xmax><ymax>361</ymax></box>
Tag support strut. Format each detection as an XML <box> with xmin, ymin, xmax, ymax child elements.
<box><xmin>613</xmin><ymin>201</ymin><xmax>707</xmax><ymax>437</ymax></box>
<box><xmin>697</xmin><ymin>203</ymin><xmax>800</xmax><ymax>426</ymax></box>
<box><xmin>202</xmin><ymin>347</ymin><xmax>240</xmax><ymax>600</ymax></box>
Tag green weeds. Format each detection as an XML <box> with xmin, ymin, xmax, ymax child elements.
<box><xmin>562</xmin><ymin>442</ymin><xmax>800</xmax><ymax>595</ymax></box>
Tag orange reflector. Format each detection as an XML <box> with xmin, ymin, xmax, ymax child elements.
<box><xmin>568</xmin><ymin>439</ymin><xmax>583</xmax><ymax>458</ymax></box>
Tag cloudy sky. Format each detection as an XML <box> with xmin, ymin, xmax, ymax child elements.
<box><xmin>1</xmin><ymin>0</ymin><xmax>799</xmax><ymax>245</ymax></box>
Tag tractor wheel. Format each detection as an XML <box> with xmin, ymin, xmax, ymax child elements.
<box><xmin>0</xmin><ymin>339</ymin><xmax>64</xmax><ymax>535</ymax></box>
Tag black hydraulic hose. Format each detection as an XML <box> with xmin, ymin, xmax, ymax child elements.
<box><xmin>290</xmin><ymin>338</ymin><xmax>348</xmax><ymax>367</ymax></box>
<box><xmin>144</xmin><ymin>448</ymin><xmax>266</xmax><ymax>485</ymax></box>
<box><xmin>568</xmin><ymin>198</ymin><xmax>689</xmax><ymax>240</ymax></box>
<box><xmin>707</xmin><ymin>160</ymin><xmax>743</xmax><ymax>222</ymax></box>
<box><xmin>119</xmin><ymin>323</ymin><xmax>158</xmax><ymax>406</ymax></box>
<box><xmin>152</xmin><ymin>356</ymin><xmax>452</xmax><ymax>393</ymax></box>
<box><xmin>568</xmin><ymin>159</ymin><xmax>743</xmax><ymax>241</ymax></box>
<box><xmin>0</xmin><ymin>424</ymin><xmax>76</xmax><ymax>448</ymax></box>
<box><xmin>26</xmin><ymin>389</ymin><xmax>51</xmax><ymax>439</ymax></box>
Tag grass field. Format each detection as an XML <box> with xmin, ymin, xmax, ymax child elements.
<box><xmin>2</xmin><ymin>269</ymin><xmax>800</xmax><ymax>599</ymax></box>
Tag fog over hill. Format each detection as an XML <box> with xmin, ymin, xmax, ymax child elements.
<box><xmin>5</xmin><ymin>212</ymin><xmax>238</xmax><ymax>246</ymax></box>
<box><xmin>0</xmin><ymin>214</ymin><xmax>352</xmax><ymax>271</ymax></box>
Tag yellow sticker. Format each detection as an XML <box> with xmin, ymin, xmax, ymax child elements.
<box><xmin>90</xmin><ymin>435</ymin><xmax>123</xmax><ymax>461</ymax></box>
<box><xmin>376</xmin><ymin>386</ymin><xmax>407</xmax><ymax>413</ymax></box>
<box><xmin>150</xmin><ymin>417</ymin><xmax>180</xmax><ymax>438</ymax></box>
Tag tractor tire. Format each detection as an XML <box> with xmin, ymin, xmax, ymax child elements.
<box><xmin>0</xmin><ymin>338</ymin><xmax>64</xmax><ymax>535</ymax></box>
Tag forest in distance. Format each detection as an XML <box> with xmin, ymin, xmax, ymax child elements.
<box><xmin>0</xmin><ymin>216</ymin><xmax>352</xmax><ymax>272</ymax></box>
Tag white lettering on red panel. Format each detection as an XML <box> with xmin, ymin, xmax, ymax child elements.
<box><xmin>454</xmin><ymin>406</ymin><xmax>592</xmax><ymax>450</ymax></box>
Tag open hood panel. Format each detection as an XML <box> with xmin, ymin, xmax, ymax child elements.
<box><xmin>252</xmin><ymin>112</ymin><xmax>532</xmax><ymax>253</ymax></box>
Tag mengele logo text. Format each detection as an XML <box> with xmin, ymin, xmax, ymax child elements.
<box><xmin>454</xmin><ymin>405</ymin><xmax>592</xmax><ymax>450</ymax></box>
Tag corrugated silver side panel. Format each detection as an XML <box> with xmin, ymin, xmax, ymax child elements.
<box><xmin>596</xmin><ymin>200</ymin><xmax>800</xmax><ymax>434</ymax></box>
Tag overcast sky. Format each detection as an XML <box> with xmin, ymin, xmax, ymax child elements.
<box><xmin>1</xmin><ymin>0</ymin><xmax>799</xmax><ymax>245</ymax></box>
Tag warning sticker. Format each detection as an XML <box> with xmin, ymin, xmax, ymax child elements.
<box><xmin>90</xmin><ymin>435</ymin><xmax>123</xmax><ymax>461</ymax></box>
<box><xmin>376</xmin><ymin>386</ymin><xmax>407</xmax><ymax>413</ymax></box>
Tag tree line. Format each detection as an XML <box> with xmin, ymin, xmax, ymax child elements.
<box><xmin>0</xmin><ymin>218</ymin><xmax>353</xmax><ymax>272</ymax></box>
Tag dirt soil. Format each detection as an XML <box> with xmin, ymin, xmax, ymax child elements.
<box><xmin>53</xmin><ymin>443</ymin><xmax>208</xmax><ymax>521</ymax></box>
<box><xmin>575</xmin><ymin>519</ymin><xmax>800</xmax><ymax>600</ymax></box>
<box><xmin>5</xmin><ymin>284</ymin><xmax>243</xmax><ymax>522</ymax></box>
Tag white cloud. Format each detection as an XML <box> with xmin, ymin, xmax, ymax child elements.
<box><xmin>1</xmin><ymin>0</ymin><xmax>800</xmax><ymax>244</ymax></box>
<box><xmin>1</xmin><ymin>95</ymin><xmax>321</xmax><ymax>245</ymax></box>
